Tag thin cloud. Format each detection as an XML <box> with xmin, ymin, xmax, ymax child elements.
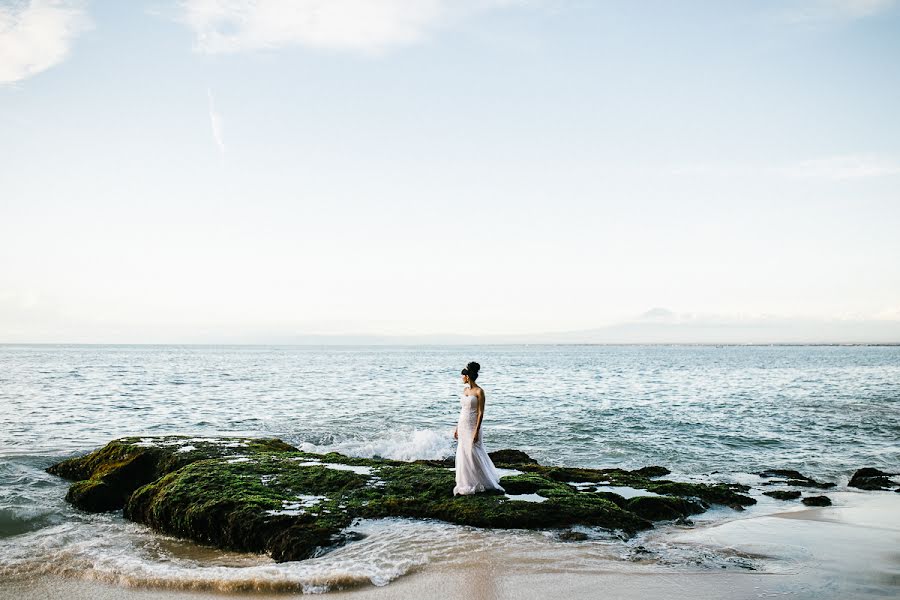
<box><xmin>179</xmin><ymin>0</ymin><xmax>525</xmax><ymax>54</ymax></box>
<box><xmin>0</xmin><ymin>0</ymin><xmax>90</xmax><ymax>85</ymax></box>
<box><xmin>207</xmin><ymin>88</ymin><xmax>225</xmax><ymax>156</ymax></box>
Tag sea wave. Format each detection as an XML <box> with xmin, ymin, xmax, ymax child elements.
<box><xmin>298</xmin><ymin>428</ymin><xmax>454</xmax><ymax>462</ymax></box>
<box><xmin>0</xmin><ymin>519</ymin><xmax>443</xmax><ymax>593</ymax></box>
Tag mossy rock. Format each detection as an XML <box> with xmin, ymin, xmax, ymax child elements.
<box><xmin>48</xmin><ymin>437</ymin><xmax>295</xmax><ymax>512</ymax></box>
<box><xmin>499</xmin><ymin>473</ymin><xmax>555</xmax><ymax>494</ymax></box>
<box><xmin>632</xmin><ymin>466</ymin><xmax>671</xmax><ymax>478</ymax></box>
<box><xmin>758</xmin><ymin>469</ymin><xmax>835</xmax><ymax>489</ymax></box>
<box><xmin>643</xmin><ymin>481</ymin><xmax>755</xmax><ymax>507</ymax></box>
<box><xmin>763</xmin><ymin>490</ymin><xmax>801</xmax><ymax>501</ymax></box>
<box><xmin>801</xmin><ymin>495</ymin><xmax>832</xmax><ymax>507</ymax></box>
<box><xmin>489</xmin><ymin>449</ymin><xmax>538</xmax><ymax>466</ymax></box>
<box><xmin>626</xmin><ymin>496</ymin><xmax>706</xmax><ymax>521</ymax></box>
<box><xmin>48</xmin><ymin>437</ymin><xmax>761</xmax><ymax>562</ymax></box>
<box><xmin>848</xmin><ymin>467</ymin><xmax>898</xmax><ymax>491</ymax></box>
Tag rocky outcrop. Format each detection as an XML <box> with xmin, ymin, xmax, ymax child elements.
<box><xmin>763</xmin><ymin>490</ymin><xmax>801</xmax><ymax>501</ymax></box>
<box><xmin>48</xmin><ymin>436</ymin><xmax>757</xmax><ymax>562</ymax></box>
<box><xmin>758</xmin><ymin>469</ymin><xmax>835</xmax><ymax>489</ymax></box>
<box><xmin>801</xmin><ymin>495</ymin><xmax>832</xmax><ymax>507</ymax></box>
<box><xmin>848</xmin><ymin>468</ymin><xmax>899</xmax><ymax>491</ymax></box>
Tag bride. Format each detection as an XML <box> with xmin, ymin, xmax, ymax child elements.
<box><xmin>453</xmin><ymin>362</ymin><xmax>505</xmax><ymax>495</ymax></box>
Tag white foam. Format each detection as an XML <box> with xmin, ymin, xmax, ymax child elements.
<box><xmin>290</xmin><ymin>458</ymin><xmax>373</xmax><ymax>475</ymax></box>
<box><xmin>505</xmin><ymin>493</ymin><xmax>547</xmax><ymax>503</ymax></box>
<box><xmin>496</xmin><ymin>468</ymin><xmax>523</xmax><ymax>478</ymax></box>
<box><xmin>299</xmin><ymin>429</ymin><xmax>452</xmax><ymax>462</ymax></box>
<box><xmin>595</xmin><ymin>485</ymin><xmax>661</xmax><ymax>499</ymax></box>
<box><xmin>176</xmin><ymin>445</ymin><xmax>196</xmax><ymax>453</ymax></box>
<box><xmin>321</xmin><ymin>463</ymin><xmax>373</xmax><ymax>475</ymax></box>
<box><xmin>266</xmin><ymin>495</ymin><xmax>325</xmax><ymax>516</ymax></box>
<box><xmin>0</xmin><ymin>517</ymin><xmax>480</xmax><ymax>593</ymax></box>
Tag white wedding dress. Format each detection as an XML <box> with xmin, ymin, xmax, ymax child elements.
<box><xmin>454</xmin><ymin>387</ymin><xmax>505</xmax><ymax>495</ymax></box>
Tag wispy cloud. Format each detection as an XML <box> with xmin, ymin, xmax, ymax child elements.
<box><xmin>207</xmin><ymin>88</ymin><xmax>225</xmax><ymax>156</ymax></box>
<box><xmin>179</xmin><ymin>0</ymin><xmax>525</xmax><ymax>54</ymax></box>
<box><xmin>0</xmin><ymin>0</ymin><xmax>90</xmax><ymax>85</ymax></box>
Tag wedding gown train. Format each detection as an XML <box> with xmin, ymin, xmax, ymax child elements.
<box><xmin>454</xmin><ymin>387</ymin><xmax>505</xmax><ymax>495</ymax></box>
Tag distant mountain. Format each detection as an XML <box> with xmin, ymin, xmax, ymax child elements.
<box><xmin>241</xmin><ymin>313</ymin><xmax>900</xmax><ymax>345</ymax></box>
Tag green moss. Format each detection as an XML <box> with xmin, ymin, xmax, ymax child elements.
<box><xmin>499</xmin><ymin>473</ymin><xmax>555</xmax><ymax>495</ymax></box>
<box><xmin>626</xmin><ymin>496</ymin><xmax>706</xmax><ymax>521</ymax></box>
<box><xmin>645</xmin><ymin>481</ymin><xmax>755</xmax><ymax>507</ymax></box>
<box><xmin>763</xmin><ymin>490</ymin><xmax>801</xmax><ymax>501</ymax></box>
<box><xmin>49</xmin><ymin>436</ymin><xmax>761</xmax><ymax>562</ymax></box>
<box><xmin>801</xmin><ymin>495</ymin><xmax>832</xmax><ymax>507</ymax></box>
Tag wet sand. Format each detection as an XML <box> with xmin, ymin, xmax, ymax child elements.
<box><xmin>2</xmin><ymin>491</ymin><xmax>898</xmax><ymax>600</ymax></box>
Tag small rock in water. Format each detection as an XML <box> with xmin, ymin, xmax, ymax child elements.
<box><xmin>848</xmin><ymin>467</ymin><xmax>899</xmax><ymax>491</ymax></box>
<box><xmin>758</xmin><ymin>469</ymin><xmax>835</xmax><ymax>489</ymax></box>
<box><xmin>558</xmin><ymin>529</ymin><xmax>588</xmax><ymax>541</ymax></box>
<box><xmin>801</xmin><ymin>495</ymin><xmax>832</xmax><ymax>507</ymax></box>
<box><xmin>488</xmin><ymin>449</ymin><xmax>538</xmax><ymax>466</ymax></box>
<box><xmin>763</xmin><ymin>490</ymin><xmax>801</xmax><ymax>501</ymax></box>
<box><xmin>632</xmin><ymin>466</ymin><xmax>670</xmax><ymax>478</ymax></box>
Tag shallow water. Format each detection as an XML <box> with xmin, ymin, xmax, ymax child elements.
<box><xmin>1</xmin><ymin>344</ymin><xmax>898</xmax><ymax>593</ymax></box>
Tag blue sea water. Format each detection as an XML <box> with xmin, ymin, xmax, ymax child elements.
<box><xmin>0</xmin><ymin>344</ymin><xmax>898</xmax><ymax>592</ymax></box>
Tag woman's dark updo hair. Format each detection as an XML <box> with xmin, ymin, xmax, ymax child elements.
<box><xmin>461</xmin><ymin>361</ymin><xmax>481</xmax><ymax>381</ymax></box>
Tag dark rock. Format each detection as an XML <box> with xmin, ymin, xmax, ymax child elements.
<box><xmin>47</xmin><ymin>437</ymin><xmax>767</xmax><ymax>563</ymax></box>
<box><xmin>763</xmin><ymin>490</ymin><xmax>801</xmax><ymax>501</ymax></box>
<box><xmin>801</xmin><ymin>495</ymin><xmax>832</xmax><ymax>507</ymax></box>
<box><xmin>51</xmin><ymin>437</ymin><xmax>656</xmax><ymax>562</ymax></box>
<box><xmin>591</xmin><ymin>491</ymin><xmax>629</xmax><ymax>509</ymax></box>
<box><xmin>632</xmin><ymin>466</ymin><xmax>670</xmax><ymax>478</ymax></box>
<box><xmin>499</xmin><ymin>474</ymin><xmax>549</xmax><ymax>495</ymax></box>
<box><xmin>848</xmin><ymin>467</ymin><xmax>899</xmax><ymax>491</ymax></box>
<box><xmin>516</xmin><ymin>464</ymin><xmax>755</xmax><ymax>509</ymax></box>
<box><xmin>47</xmin><ymin>437</ymin><xmax>295</xmax><ymax>512</ymax></box>
<box><xmin>758</xmin><ymin>469</ymin><xmax>835</xmax><ymax>489</ymax></box>
<box><xmin>647</xmin><ymin>481</ymin><xmax>754</xmax><ymax>508</ymax></box>
<box><xmin>488</xmin><ymin>449</ymin><xmax>538</xmax><ymax>466</ymax></box>
<box><xmin>759</xmin><ymin>469</ymin><xmax>807</xmax><ymax>480</ymax></box>
<box><xmin>558</xmin><ymin>529</ymin><xmax>588</xmax><ymax>541</ymax></box>
<box><xmin>626</xmin><ymin>496</ymin><xmax>706</xmax><ymax>521</ymax></box>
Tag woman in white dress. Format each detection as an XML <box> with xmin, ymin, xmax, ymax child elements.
<box><xmin>453</xmin><ymin>362</ymin><xmax>505</xmax><ymax>495</ymax></box>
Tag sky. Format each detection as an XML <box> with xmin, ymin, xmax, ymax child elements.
<box><xmin>1</xmin><ymin>0</ymin><xmax>899</xmax><ymax>343</ymax></box>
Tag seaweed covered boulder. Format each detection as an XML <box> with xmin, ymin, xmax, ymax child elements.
<box><xmin>758</xmin><ymin>469</ymin><xmax>835</xmax><ymax>489</ymax></box>
<box><xmin>848</xmin><ymin>468</ymin><xmax>899</xmax><ymax>491</ymax></box>
<box><xmin>48</xmin><ymin>436</ymin><xmax>756</xmax><ymax>562</ymax></box>
<box><xmin>763</xmin><ymin>490</ymin><xmax>802</xmax><ymax>501</ymax></box>
<box><xmin>801</xmin><ymin>495</ymin><xmax>832</xmax><ymax>507</ymax></box>
<box><xmin>47</xmin><ymin>437</ymin><xmax>295</xmax><ymax>512</ymax></box>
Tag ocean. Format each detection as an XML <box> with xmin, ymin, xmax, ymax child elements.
<box><xmin>1</xmin><ymin>344</ymin><xmax>899</xmax><ymax>594</ymax></box>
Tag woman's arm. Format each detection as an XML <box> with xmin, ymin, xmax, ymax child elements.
<box><xmin>472</xmin><ymin>391</ymin><xmax>486</xmax><ymax>445</ymax></box>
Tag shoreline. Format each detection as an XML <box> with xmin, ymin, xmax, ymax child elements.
<box><xmin>2</xmin><ymin>490</ymin><xmax>897</xmax><ymax>600</ymax></box>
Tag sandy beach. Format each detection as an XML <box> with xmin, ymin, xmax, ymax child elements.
<box><xmin>3</xmin><ymin>489</ymin><xmax>897</xmax><ymax>600</ymax></box>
